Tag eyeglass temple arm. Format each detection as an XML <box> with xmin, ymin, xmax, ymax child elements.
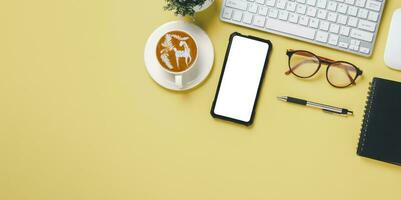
<box><xmin>287</xmin><ymin>49</ymin><xmax>336</xmax><ymax>63</ymax></box>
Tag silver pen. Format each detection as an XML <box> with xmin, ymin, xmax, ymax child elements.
<box><xmin>277</xmin><ymin>96</ymin><xmax>353</xmax><ymax>116</ymax></box>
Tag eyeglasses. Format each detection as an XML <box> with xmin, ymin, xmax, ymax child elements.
<box><xmin>285</xmin><ymin>49</ymin><xmax>363</xmax><ymax>88</ymax></box>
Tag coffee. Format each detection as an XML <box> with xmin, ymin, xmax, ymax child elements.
<box><xmin>156</xmin><ymin>30</ymin><xmax>198</xmax><ymax>73</ymax></box>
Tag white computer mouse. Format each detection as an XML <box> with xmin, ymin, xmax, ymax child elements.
<box><xmin>384</xmin><ymin>9</ymin><xmax>401</xmax><ymax>70</ymax></box>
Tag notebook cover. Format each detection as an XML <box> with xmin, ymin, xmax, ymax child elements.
<box><xmin>357</xmin><ymin>77</ymin><xmax>401</xmax><ymax>166</ymax></box>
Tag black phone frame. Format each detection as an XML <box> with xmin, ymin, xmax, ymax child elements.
<box><xmin>210</xmin><ymin>32</ymin><xmax>273</xmax><ymax>126</ymax></box>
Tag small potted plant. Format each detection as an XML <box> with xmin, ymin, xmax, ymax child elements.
<box><xmin>164</xmin><ymin>0</ymin><xmax>214</xmax><ymax>17</ymax></box>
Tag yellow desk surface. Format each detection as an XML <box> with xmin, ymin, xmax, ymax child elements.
<box><xmin>1</xmin><ymin>0</ymin><xmax>401</xmax><ymax>199</ymax></box>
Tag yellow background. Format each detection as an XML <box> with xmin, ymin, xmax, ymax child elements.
<box><xmin>1</xmin><ymin>0</ymin><xmax>401</xmax><ymax>199</ymax></box>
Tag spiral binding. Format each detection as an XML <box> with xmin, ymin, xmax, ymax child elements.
<box><xmin>357</xmin><ymin>80</ymin><xmax>377</xmax><ymax>155</ymax></box>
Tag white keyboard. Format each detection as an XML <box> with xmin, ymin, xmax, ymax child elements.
<box><xmin>220</xmin><ymin>0</ymin><xmax>385</xmax><ymax>57</ymax></box>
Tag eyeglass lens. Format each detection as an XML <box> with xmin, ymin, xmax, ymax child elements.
<box><xmin>289</xmin><ymin>51</ymin><xmax>358</xmax><ymax>87</ymax></box>
<box><xmin>327</xmin><ymin>62</ymin><xmax>358</xmax><ymax>87</ymax></box>
<box><xmin>289</xmin><ymin>51</ymin><xmax>320</xmax><ymax>78</ymax></box>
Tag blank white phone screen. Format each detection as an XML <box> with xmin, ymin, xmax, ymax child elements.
<box><xmin>214</xmin><ymin>35</ymin><xmax>270</xmax><ymax>122</ymax></box>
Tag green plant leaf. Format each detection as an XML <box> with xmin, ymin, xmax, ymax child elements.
<box><xmin>164</xmin><ymin>0</ymin><xmax>207</xmax><ymax>16</ymax></box>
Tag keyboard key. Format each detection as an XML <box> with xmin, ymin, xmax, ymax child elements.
<box><xmin>269</xmin><ymin>8</ymin><xmax>279</xmax><ymax>18</ymax></box>
<box><xmin>327</xmin><ymin>12</ymin><xmax>337</xmax><ymax>22</ymax></box>
<box><xmin>316</xmin><ymin>31</ymin><xmax>329</xmax><ymax>42</ymax></box>
<box><xmin>265</xmin><ymin>0</ymin><xmax>276</xmax><ymax>6</ymax></box>
<box><xmin>358</xmin><ymin>9</ymin><xmax>368</xmax><ymax>18</ymax></box>
<box><xmin>328</xmin><ymin>34</ymin><xmax>339</xmax><ymax>45</ymax></box>
<box><xmin>310</xmin><ymin>18</ymin><xmax>320</xmax><ymax>28</ymax></box>
<box><xmin>355</xmin><ymin>0</ymin><xmax>365</xmax><ymax>7</ymax></box>
<box><xmin>307</xmin><ymin>7</ymin><xmax>317</xmax><ymax>17</ymax></box>
<box><xmin>368</xmin><ymin>11</ymin><xmax>379</xmax><ymax>21</ymax></box>
<box><xmin>340</xmin><ymin>26</ymin><xmax>350</xmax><ymax>36</ymax></box>
<box><xmin>258</xmin><ymin>6</ymin><xmax>268</xmax><ymax>16</ymax></box>
<box><xmin>349</xmin><ymin>44</ymin><xmax>359</xmax><ymax>51</ymax></box>
<box><xmin>249</xmin><ymin>4</ymin><xmax>258</xmax><ymax>13</ymax></box>
<box><xmin>253</xmin><ymin>15</ymin><xmax>266</xmax><ymax>27</ymax></box>
<box><xmin>366</xmin><ymin>0</ymin><xmax>381</xmax><ymax>11</ymax></box>
<box><xmin>299</xmin><ymin>16</ymin><xmax>309</xmax><ymax>26</ymax></box>
<box><xmin>223</xmin><ymin>8</ymin><xmax>233</xmax><ymax>19</ymax></box>
<box><xmin>278</xmin><ymin>10</ymin><xmax>289</xmax><ymax>20</ymax></box>
<box><xmin>351</xmin><ymin>39</ymin><xmax>360</xmax><ymax>46</ymax></box>
<box><xmin>320</xmin><ymin>21</ymin><xmax>330</xmax><ymax>30</ymax></box>
<box><xmin>329</xmin><ymin>23</ymin><xmax>340</xmax><ymax>33</ymax></box>
<box><xmin>243</xmin><ymin>13</ymin><xmax>253</xmax><ymax>24</ymax></box>
<box><xmin>347</xmin><ymin>6</ymin><xmax>358</xmax><ymax>16</ymax></box>
<box><xmin>296</xmin><ymin>4</ymin><xmax>307</xmax><ymax>14</ymax></box>
<box><xmin>358</xmin><ymin>19</ymin><xmax>376</xmax><ymax>32</ymax></box>
<box><xmin>265</xmin><ymin>18</ymin><xmax>316</xmax><ymax>39</ymax></box>
<box><xmin>350</xmin><ymin>40</ymin><xmax>360</xmax><ymax>51</ymax></box>
<box><xmin>307</xmin><ymin>0</ymin><xmax>317</xmax><ymax>6</ymax></box>
<box><xmin>360</xmin><ymin>46</ymin><xmax>370</xmax><ymax>54</ymax></box>
<box><xmin>339</xmin><ymin>42</ymin><xmax>349</xmax><ymax>48</ymax></box>
<box><xmin>337</xmin><ymin>3</ymin><xmax>348</xmax><ymax>14</ymax></box>
<box><xmin>351</xmin><ymin>29</ymin><xmax>373</xmax><ymax>41</ymax></box>
<box><xmin>337</xmin><ymin>14</ymin><xmax>347</xmax><ymax>24</ymax></box>
<box><xmin>232</xmin><ymin>11</ymin><xmax>243</xmax><ymax>21</ymax></box>
<box><xmin>345</xmin><ymin>0</ymin><xmax>355</xmax><ymax>5</ymax></box>
<box><xmin>277</xmin><ymin>0</ymin><xmax>287</xmax><ymax>9</ymax></box>
<box><xmin>226</xmin><ymin>0</ymin><xmax>248</xmax><ymax>10</ymax></box>
<box><xmin>256</xmin><ymin>0</ymin><xmax>265</xmax><ymax>4</ymax></box>
<box><xmin>317</xmin><ymin>0</ymin><xmax>327</xmax><ymax>8</ymax></box>
<box><xmin>317</xmin><ymin>9</ymin><xmax>327</xmax><ymax>19</ymax></box>
<box><xmin>327</xmin><ymin>1</ymin><xmax>337</xmax><ymax>11</ymax></box>
<box><xmin>288</xmin><ymin>13</ymin><xmax>299</xmax><ymax>23</ymax></box>
<box><xmin>348</xmin><ymin>16</ymin><xmax>358</xmax><ymax>27</ymax></box>
<box><xmin>287</xmin><ymin>2</ymin><xmax>296</xmax><ymax>11</ymax></box>
<box><xmin>259</xmin><ymin>6</ymin><xmax>268</xmax><ymax>15</ymax></box>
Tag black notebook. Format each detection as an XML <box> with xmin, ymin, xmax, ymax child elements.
<box><xmin>357</xmin><ymin>77</ymin><xmax>401</xmax><ymax>166</ymax></box>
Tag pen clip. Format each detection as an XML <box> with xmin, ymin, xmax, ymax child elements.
<box><xmin>323</xmin><ymin>109</ymin><xmax>340</xmax><ymax>115</ymax></box>
<box><xmin>323</xmin><ymin>109</ymin><xmax>353</xmax><ymax>116</ymax></box>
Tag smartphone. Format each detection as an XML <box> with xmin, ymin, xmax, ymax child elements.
<box><xmin>211</xmin><ymin>32</ymin><xmax>272</xmax><ymax>126</ymax></box>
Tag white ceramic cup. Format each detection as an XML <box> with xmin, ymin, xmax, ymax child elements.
<box><xmin>156</xmin><ymin>30</ymin><xmax>198</xmax><ymax>88</ymax></box>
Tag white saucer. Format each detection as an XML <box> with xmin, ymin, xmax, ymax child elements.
<box><xmin>144</xmin><ymin>21</ymin><xmax>214</xmax><ymax>91</ymax></box>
